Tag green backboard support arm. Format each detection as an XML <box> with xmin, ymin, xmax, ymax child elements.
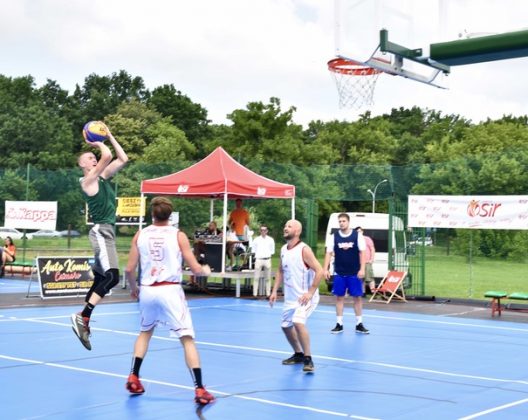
<box><xmin>379</xmin><ymin>29</ymin><xmax>451</xmax><ymax>74</ymax></box>
<box><xmin>430</xmin><ymin>29</ymin><xmax>528</xmax><ymax>66</ymax></box>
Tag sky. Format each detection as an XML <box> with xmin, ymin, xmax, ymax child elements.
<box><xmin>1</xmin><ymin>0</ymin><xmax>527</xmax><ymax>127</ymax></box>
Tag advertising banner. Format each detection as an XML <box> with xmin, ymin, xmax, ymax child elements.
<box><xmin>116</xmin><ymin>197</ymin><xmax>146</xmax><ymax>225</ymax></box>
<box><xmin>86</xmin><ymin>197</ymin><xmax>146</xmax><ymax>226</ymax></box>
<box><xmin>4</xmin><ymin>201</ymin><xmax>57</xmax><ymax>230</ymax></box>
<box><xmin>408</xmin><ymin>195</ymin><xmax>528</xmax><ymax>230</ymax></box>
<box><xmin>37</xmin><ymin>256</ymin><xmax>95</xmax><ymax>299</ymax></box>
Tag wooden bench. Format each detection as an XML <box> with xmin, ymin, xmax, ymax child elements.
<box><xmin>484</xmin><ymin>291</ymin><xmax>528</xmax><ymax>316</ymax></box>
<box><xmin>484</xmin><ymin>291</ymin><xmax>507</xmax><ymax>317</ymax></box>
<box><xmin>507</xmin><ymin>292</ymin><xmax>528</xmax><ymax>313</ymax></box>
<box><xmin>508</xmin><ymin>292</ymin><xmax>528</xmax><ymax>302</ymax></box>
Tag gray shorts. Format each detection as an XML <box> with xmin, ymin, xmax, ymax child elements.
<box><xmin>89</xmin><ymin>224</ymin><xmax>119</xmax><ymax>274</ymax></box>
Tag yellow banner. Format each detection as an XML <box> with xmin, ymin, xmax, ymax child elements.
<box><xmin>116</xmin><ymin>197</ymin><xmax>146</xmax><ymax>217</ymax></box>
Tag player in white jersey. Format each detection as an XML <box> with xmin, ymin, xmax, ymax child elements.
<box><xmin>269</xmin><ymin>219</ymin><xmax>323</xmax><ymax>373</ymax></box>
<box><xmin>124</xmin><ymin>197</ymin><xmax>215</xmax><ymax>405</ymax></box>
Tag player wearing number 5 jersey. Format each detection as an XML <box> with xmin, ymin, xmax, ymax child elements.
<box><xmin>124</xmin><ymin>197</ymin><xmax>215</xmax><ymax>405</ymax></box>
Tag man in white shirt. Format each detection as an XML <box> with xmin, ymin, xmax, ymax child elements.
<box><xmin>124</xmin><ymin>197</ymin><xmax>215</xmax><ymax>405</ymax></box>
<box><xmin>269</xmin><ymin>219</ymin><xmax>323</xmax><ymax>373</ymax></box>
<box><xmin>252</xmin><ymin>225</ymin><xmax>275</xmax><ymax>298</ymax></box>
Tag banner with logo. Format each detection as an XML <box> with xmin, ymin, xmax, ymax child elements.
<box><xmin>116</xmin><ymin>197</ymin><xmax>146</xmax><ymax>225</ymax></box>
<box><xmin>4</xmin><ymin>201</ymin><xmax>57</xmax><ymax>230</ymax></box>
<box><xmin>36</xmin><ymin>256</ymin><xmax>95</xmax><ymax>299</ymax></box>
<box><xmin>408</xmin><ymin>195</ymin><xmax>528</xmax><ymax>230</ymax></box>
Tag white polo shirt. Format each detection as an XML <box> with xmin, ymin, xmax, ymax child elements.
<box><xmin>252</xmin><ymin>235</ymin><xmax>275</xmax><ymax>259</ymax></box>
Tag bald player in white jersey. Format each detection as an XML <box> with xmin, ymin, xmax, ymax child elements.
<box><xmin>269</xmin><ymin>219</ymin><xmax>323</xmax><ymax>373</ymax></box>
<box><xmin>124</xmin><ymin>197</ymin><xmax>215</xmax><ymax>405</ymax></box>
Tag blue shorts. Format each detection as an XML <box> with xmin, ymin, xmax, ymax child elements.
<box><xmin>332</xmin><ymin>274</ymin><xmax>363</xmax><ymax>297</ymax></box>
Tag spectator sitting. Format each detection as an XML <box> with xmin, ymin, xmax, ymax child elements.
<box><xmin>226</xmin><ymin>223</ymin><xmax>245</xmax><ymax>270</ymax></box>
<box><xmin>203</xmin><ymin>221</ymin><xmax>222</xmax><ymax>236</ymax></box>
<box><xmin>1</xmin><ymin>236</ymin><xmax>17</xmax><ymax>277</ymax></box>
<box><xmin>193</xmin><ymin>221</ymin><xmax>222</xmax><ymax>263</ymax></box>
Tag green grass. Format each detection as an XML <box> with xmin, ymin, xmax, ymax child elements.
<box><xmin>424</xmin><ymin>246</ymin><xmax>528</xmax><ymax>302</ymax></box>
<box><xmin>14</xmin><ymin>235</ymin><xmax>135</xmax><ymax>267</ymax></box>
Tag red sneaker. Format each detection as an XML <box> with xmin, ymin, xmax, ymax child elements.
<box><xmin>195</xmin><ymin>387</ymin><xmax>215</xmax><ymax>405</ymax></box>
<box><xmin>126</xmin><ymin>374</ymin><xmax>145</xmax><ymax>394</ymax></box>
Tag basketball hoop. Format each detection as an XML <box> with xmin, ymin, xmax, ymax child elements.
<box><xmin>327</xmin><ymin>57</ymin><xmax>383</xmax><ymax>109</ymax></box>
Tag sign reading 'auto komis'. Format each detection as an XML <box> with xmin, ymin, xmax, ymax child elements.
<box><xmin>408</xmin><ymin>195</ymin><xmax>528</xmax><ymax>230</ymax></box>
<box><xmin>37</xmin><ymin>256</ymin><xmax>95</xmax><ymax>299</ymax></box>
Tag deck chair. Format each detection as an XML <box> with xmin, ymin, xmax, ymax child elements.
<box><xmin>369</xmin><ymin>271</ymin><xmax>407</xmax><ymax>303</ymax></box>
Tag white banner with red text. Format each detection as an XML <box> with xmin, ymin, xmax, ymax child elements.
<box><xmin>408</xmin><ymin>195</ymin><xmax>528</xmax><ymax>230</ymax></box>
<box><xmin>4</xmin><ymin>201</ymin><xmax>57</xmax><ymax>230</ymax></box>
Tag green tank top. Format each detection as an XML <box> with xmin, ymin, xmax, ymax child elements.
<box><xmin>84</xmin><ymin>177</ymin><xmax>116</xmax><ymax>224</ymax></box>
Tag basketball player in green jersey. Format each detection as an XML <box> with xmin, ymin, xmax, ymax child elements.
<box><xmin>71</xmin><ymin>122</ymin><xmax>129</xmax><ymax>350</ymax></box>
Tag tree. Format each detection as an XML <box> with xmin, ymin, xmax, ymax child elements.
<box><xmin>30</xmin><ymin>167</ymin><xmax>85</xmax><ymax>230</ymax></box>
<box><xmin>222</xmin><ymin>97</ymin><xmax>329</xmax><ymax>165</ymax></box>
<box><xmin>68</xmin><ymin>70</ymin><xmax>149</xmax><ymax>141</ymax></box>
<box><xmin>148</xmin><ymin>84</ymin><xmax>211</xmax><ymax>153</ymax></box>
<box><xmin>0</xmin><ymin>103</ymin><xmax>74</xmax><ymax>169</ymax></box>
<box><xmin>0</xmin><ymin>75</ymin><xmax>35</xmax><ymax>113</ymax></box>
<box><xmin>37</xmin><ymin>79</ymin><xmax>70</xmax><ymax>116</ymax></box>
<box><xmin>0</xmin><ymin>169</ymin><xmax>38</xmax><ymax>223</ymax></box>
<box><xmin>101</xmin><ymin>99</ymin><xmax>196</xmax><ymax>163</ymax></box>
<box><xmin>413</xmin><ymin>120</ymin><xmax>528</xmax><ymax>259</ymax></box>
<box><xmin>142</xmin><ymin>122</ymin><xmax>195</xmax><ymax>163</ymax></box>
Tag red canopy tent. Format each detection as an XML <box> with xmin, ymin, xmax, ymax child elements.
<box><xmin>141</xmin><ymin>146</ymin><xmax>295</xmax><ymax>199</ymax></box>
<box><xmin>140</xmin><ymin>147</ymin><xmax>296</xmax><ymax>272</ymax></box>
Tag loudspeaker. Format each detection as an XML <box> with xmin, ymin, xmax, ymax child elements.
<box><xmin>204</xmin><ymin>243</ymin><xmax>223</xmax><ymax>272</ymax></box>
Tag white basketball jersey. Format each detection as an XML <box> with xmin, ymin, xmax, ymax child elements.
<box><xmin>137</xmin><ymin>224</ymin><xmax>182</xmax><ymax>286</ymax></box>
<box><xmin>280</xmin><ymin>241</ymin><xmax>319</xmax><ymax>307</ymax></box>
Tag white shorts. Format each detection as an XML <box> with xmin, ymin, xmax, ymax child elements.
<box><xmin>281</xmin><ymin>300</ymin><xmax>319</xmax><ymax>328</ymax></box>
<box><xmin>139</xmin><ymin>284</ymin><xmax>195</xmax><ymax>338</ymax></box>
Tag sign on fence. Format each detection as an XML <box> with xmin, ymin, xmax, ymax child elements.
<box><xmin>4</xmin><ymin>201</ymin><xmax>57</xmax><ymax>230</ymax></box>
<box><xmin>85</xmin><ymin>197</ymin><xmax>146</xmax><ymax>226</ymax></box>
<box><xmin>37</xmin><ymin>256</ymin><xmax>94</xmax><ymax>299</ymax></box>
<box><xmin>408</xmin><ymin>195</ymin><xmax>528</xmax><ymax>230</ymax></box>
<box><xmin>115</xmin><ymin>197</ymin><xmax>146</xmax><ymax>225</ymax></box>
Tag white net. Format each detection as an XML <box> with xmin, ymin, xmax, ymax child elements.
<box><xmin>328</xmin><ymin>58</ymin><xmax>382</xmax><ymax>109</ymax></box>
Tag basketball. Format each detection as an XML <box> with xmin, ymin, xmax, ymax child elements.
<box><xmin>83</xmin><ymin>121</ymin><xmax>108</xmax><ymax>142</ymax></box>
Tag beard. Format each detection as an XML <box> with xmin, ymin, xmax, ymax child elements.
<box><xmin>283</xmin><ymin>232</ymin><xmax>294</xmax><ymax>241</ymax></box>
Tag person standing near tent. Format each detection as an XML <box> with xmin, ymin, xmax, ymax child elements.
<box><xmin>269</xmin><ymin>219</ymin><xmax>323</xmax><ymax>373</ymax></box>
<box><xmin>124</xmin><ymin>196</ymin><xmax>215</xmax><ymax>405</ymax></box>
<box><xmin>71</xmin><ymin>123</ymin><xmax>128</xmax><ymax>351</ymax></box>
<box><xmin>252</xmin><ymin>225</ymin><xmax>275</xmax><ymax>298</ymax></box>
<box><xmin>323</xmin><ymin>213</ymin><xmax>369</xmax><ymax>335</ymax></box>
<box><xmin>228</xmin><ymin>198</ymin><xmax>250</xmax><ymax>240</ymax></box>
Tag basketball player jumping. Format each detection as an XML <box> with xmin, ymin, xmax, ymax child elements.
<box><xmin>71</xmin><ymin>122</ymin><xmax>128</xmax><ymax>351</ymax></box>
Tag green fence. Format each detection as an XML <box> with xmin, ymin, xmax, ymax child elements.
<box><xmin>2</xmin><ymin>159</ymin><xmax>527</xmax><ymax>300</ymax></box>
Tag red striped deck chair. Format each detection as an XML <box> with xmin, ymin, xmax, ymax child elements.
<box><xmin>369</xmin><ymin>271</ymin><xmax>407</xmax><ymax>304</ymax></box>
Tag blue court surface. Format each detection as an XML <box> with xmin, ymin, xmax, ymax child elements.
<box><xmin>1</xmin><ymin>296</ymin><xmax>528</xmax><ymax>419</ymax></box>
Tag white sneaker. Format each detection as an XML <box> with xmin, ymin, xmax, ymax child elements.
<box><xmin>71</xmin><ymin>313</ymin><xmax>92</xmax><ymax>350</ymax></box>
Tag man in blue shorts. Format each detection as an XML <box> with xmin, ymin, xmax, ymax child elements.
<box><xmin>323</xmin><ymin>213</ymin><xmax>369</xmax><ymax>334</ymax></box>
